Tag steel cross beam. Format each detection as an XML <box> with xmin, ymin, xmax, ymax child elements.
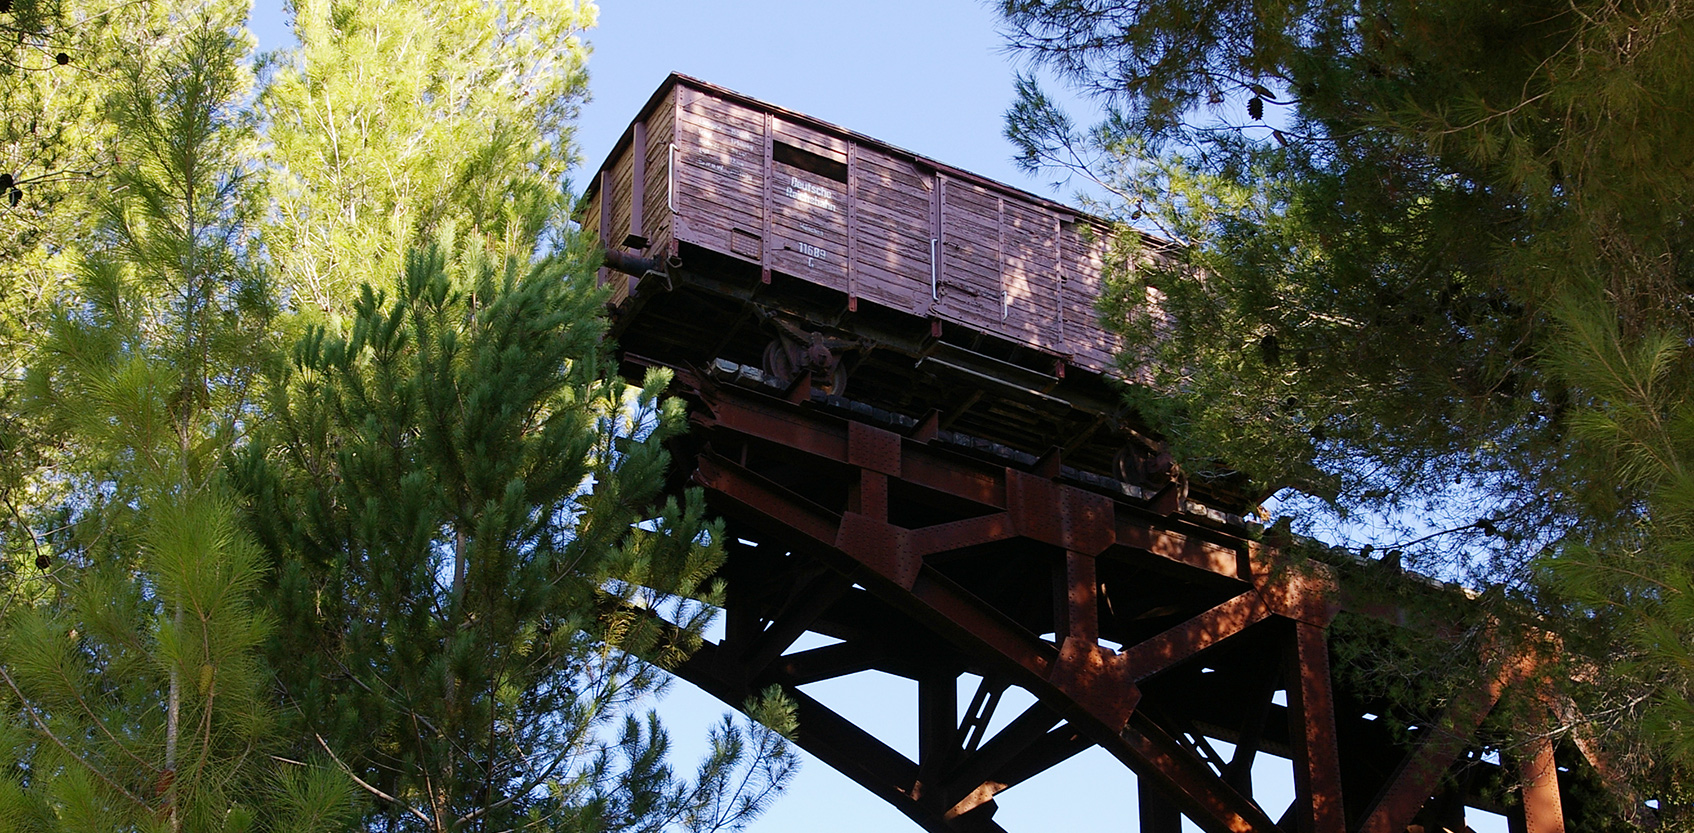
<box><xmin>645</xmin><ymin>364</ymin><xmax>1572</xmax><ymax>833</ymax></box>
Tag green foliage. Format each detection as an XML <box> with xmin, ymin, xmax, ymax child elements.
<box><xmin>1534</xmin><ymin>284</ymin><xmax>1694</xmax><ymax>814</ymax></box>
<box><xmin>232</xmin><ymin>232</ymin><xmax>795</xmax><ymax>831</ymax></box>
<box><xmin>0</xmin><ymin>0</ymin><xmax>797</xmax><ymax>829</ymax></box>
<box><xmin>0</xmin><ymin>0</ymin><xmax>135</xmax><ymax>530</ymax></box>
<box><xmin>0</xmin><ymin>0</ymin><xmax>102</xmax><ymax>224</ymax></box>
<box><xmin>259</xmin><ymin>0</ymin><xmax>595</xmax><ymax>318</ymax></box>
<box><xmin>1</xmin><ymin>2</ymin><xmax>355</xmax><ymax>829</ymax></box>
<box><xmin>1001</xmin><ymin>0</ymin><xmax>1694</xmax><ymax>814</ymax></box>
<box><xmin>242</xmin><ymin>2</ymin><xmax>798</xmax><ymax>824</ymax></box>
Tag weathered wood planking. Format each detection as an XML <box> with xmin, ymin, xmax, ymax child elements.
<box><xmin>770</xmin><ymin>161</ymin><xmax>848</xmax><ymax>289</ymax></box>
<box><xmin>641</xmin><ymin>95</ymin><xmax>675</xmax><ymax>257</ymax></box>
<box><xmin>588</xmin><ymin>84</ymin><xmax>681</xmax><ymax>306</ymax></box>
<box><xmin>585</xmin><ymin>74</ymin><xmax>1150</xmax><ymax>376</ymax></box>
<box><xmin>674</xmin><ymin>87</ymin><xmax>765</xmax><ymax>265</ymax></box>
<box><xmin>852</xmin><ymin>147</ymin><xmax>934</xmax><ymax>313</ymax></box>
<box><xmin>1061</xmin><ymin>218</ymin><xmax>1123</xmax><ymax>376</ymax></box>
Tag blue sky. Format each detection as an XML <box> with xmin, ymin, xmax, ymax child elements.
<box><xmin>244</xmin><ymin>3</ymin><xmax>1511</xmax><ymax>831</ymax></box>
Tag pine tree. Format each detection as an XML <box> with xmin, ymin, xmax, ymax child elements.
<box><xmin>240</xmin><ymin>2</ymin><xmax>797</xmax><ymax>830</ymax></box>
<box><xmin>0</xmin><ymin>0</ymin><xmax>798</xmax><ymax>828</ymax></box>
<box><xmin>233</xmin><ymin>229</ymin><xmax>796</xmax><ymax>832</ymax></box>
<box><xmin>998</xmin><ymin>0</ymin><xmax>1694</xmax><ymax>815</ymax></box>
<box><xmin>0</xmin><ymin>0</ymin><xmax>129</xmax><ymax>546</ymax></box>
<box><xmin>258</xmin><ymin>0</ymin><xmax>594</xmax><ymax>318</ymax></box>
<box><xmin>1</xmin><ymin>3</ymin><xmax>353</xmax><ymax>829</ymax></box>
<box><xmin>0</xmin><ymin>0</ymin><xmax>103</xmax><ymax>225</ymax></box>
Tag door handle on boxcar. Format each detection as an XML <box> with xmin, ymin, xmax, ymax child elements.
<box><xmin>667</xmin><ymin>143</ymin><xmax>677</xmax><ymax>213</ymax></box>
<box><xmin>930</xmin><ymin>238</ymin><xmax>939</xmax><ymax>301</ymax></box>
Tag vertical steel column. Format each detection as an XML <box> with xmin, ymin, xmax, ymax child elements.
<box><xmin>916</xmin><ymin>673</ymin><xmax>959</xmax><ymax>808</ymax></box>
<box><xmin>1518</xmin><ymin>736</ymin><xmax>1566</xmax><ymax>833</ymax></box>
<box><xmin>1139</xmin><ymin>781</ymin><xmax>1184</xmax><ymax>833</ymax></box>
<box><xmin>1065</xmin><ymin>550</ymin><xmax>1097</xmax><ymax>644</ymax></box>
<box><xmin>1285</xmin><ymin>621</ymin><xmax>1346</xmax><ymax>833</ymax></box>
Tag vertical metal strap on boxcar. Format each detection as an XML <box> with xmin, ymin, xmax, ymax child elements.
<box><xmin>997</xmin><ymin>195</ymin><xmax>1009</xmax><ymax>321</ymax></box>
<box><xmin>667</xmin><ymin>143</ymin><xmax>676</xmax><ymax>213</ymax></box>
<box><xmin>846</xmin><ymin>142</ymin><xmax>858</xmax><ymax>309</ymax></box>
<box><xmin>1054</xmin><ymin>215</ymin><xmax>1065</xmax><ymax>340</ymax></box>
<box><xmin>761</xmin><ymin>112</ymin><xmax>774</xmax><ymax>283</ymax></box>
<box><xmin>931</xmin><ymin>174</ymin><xmax>945</xmax><ymax>307</ymax></box>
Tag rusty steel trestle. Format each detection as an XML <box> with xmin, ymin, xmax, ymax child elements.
<box><xmin>655</xmin><ymin>364</ymin><xmax>1568</xmax><ymax>833</ymax></box>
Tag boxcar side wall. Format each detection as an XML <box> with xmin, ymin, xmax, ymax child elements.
<box><xmin>596</xmin><ymin>77</ymin><xmax>1144</xmax><ymax>379</ymax></box>
<box><xmin>590</xmin><ymin>87</ymin><xmax>679</xmax><ymax>307</ymax></box>
<box><xmin>769</xmin><ymin>136</ymin><xmax>849</xmax><ymax>292</ymax></box>
<box><xmin>1000</xmin><ymin>196</ymin><xmax>1067</xmax><ymax>355</ymax></box>
<box><xmin>586</xmin><ymin>180</ymin><xmax>605</xmax><ymax>289</ymax></box>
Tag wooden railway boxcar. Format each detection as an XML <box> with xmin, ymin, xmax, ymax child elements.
<box><xmin>582</xmin><ymin>74</ymin><xmax>1144</xmax><ymax>378</ymax></box>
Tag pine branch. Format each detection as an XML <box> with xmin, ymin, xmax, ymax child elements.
<box><xmin>315</xmin><ymin>732</ymin><xmax>432</xmax><ymax>825</ymax></box>
<box><xmin>0</xmin><ymin>663</ymin><xmax>150</xmax><ymax>807</ymax></box>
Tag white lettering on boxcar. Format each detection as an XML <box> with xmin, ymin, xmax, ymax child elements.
<box><xmin>689</xmin><ymin>153</ymin><xmax>752</xmax><ymax>182</ymax></box>
<box><xmin>786</xmin><ymin>175</ymin><xmax>837</xmax><ymax>212</ymax></box>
